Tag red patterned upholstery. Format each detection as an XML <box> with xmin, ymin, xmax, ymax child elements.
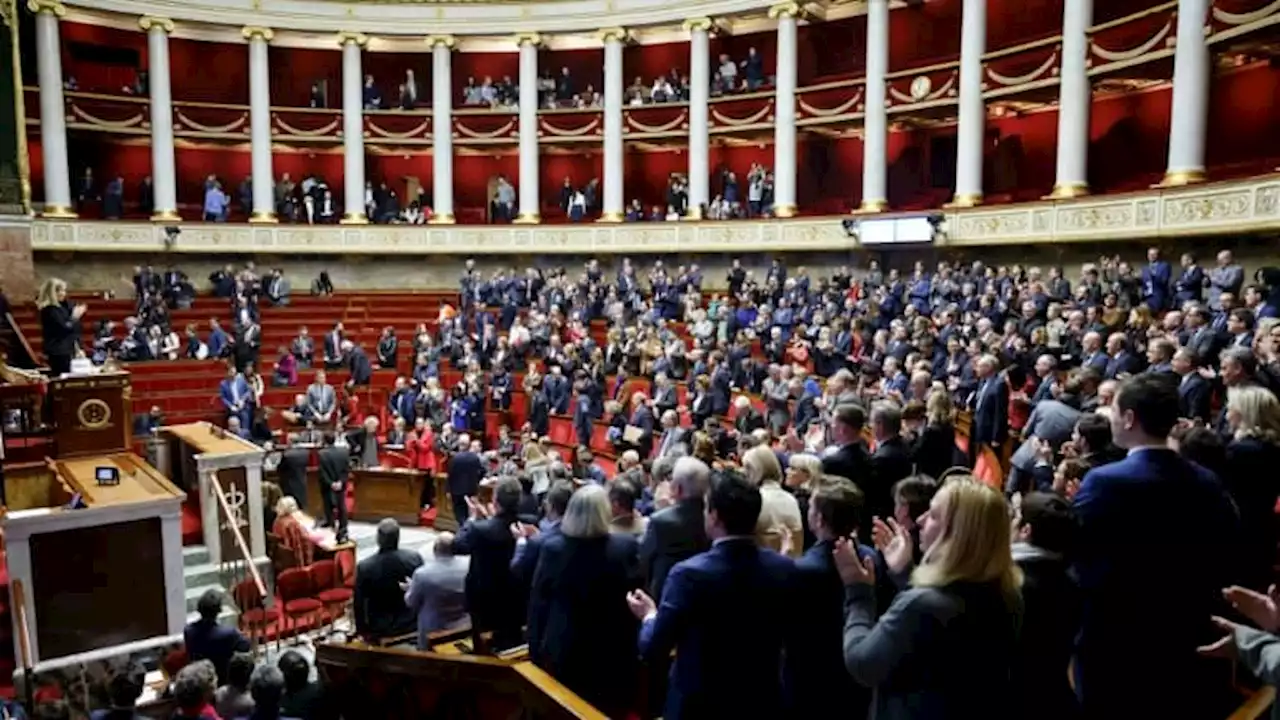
<box><xmin>277</xmin><ymin>567</ymin><xmax>321</xmax><ymax>642</ymax></box>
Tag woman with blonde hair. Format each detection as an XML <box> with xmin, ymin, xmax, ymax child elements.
<box><xmin>742</xmin><ymin>444</ymin><xmax>802</xmax><ymax>557</ymax></box>
<box><xmin>38</xmin><ymin>277</ymin><xmax>87</xmax><ymax>376</ymax></box>
<box><xmin>836</xmin><ymin>478</ymin><xmax>1022</xmax><ymax>717</ymax></box>
<box><xmin>1223</xmin><ymin>385</ymin><xmax>1280</xmax><ymax>589</ymax></box>
<box><xmin>527</xmin><ymin>484</ymin><xmax>640</xmax><ymax>716</ymax></box>
<box><xmin>909</xmin><ymin>388</ymin><xmax>960</xmax><ymax>479</ymax></box>
<box><xmin>785</xmin><ymin>452</ymin><xmax>825</xmax><ymax>550</ymax></box>
<box><xmin>271</xmin><ymin>495</ymin><xmax>318</xmax><ymax>566</ymax></box>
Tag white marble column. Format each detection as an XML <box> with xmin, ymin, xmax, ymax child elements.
<box><xmin>1050</xmin><ymin>0</ymin><xmax>1093</xmax><ymax>198</ymax></box>
<box><xmin>860</xmin><ymin>0</ymin><xmax>890</xmax><ymax>212</ymax></box>
<box><xmin>515</xmin><ymin>34</ymin><xmax>541</xmax><ymax>223</ymax></box>
<box><xmin>141</xmin><ymin>16</ymin><xmax>179</xmax><ymax>221</ymax></box>
<box><xmin>684</xmin><ymin>18</ymin><xmax>712</xmax><ymax>219</ymax></box>
<box><xmin>600</xmin><ymin>28</ymin><xmax>627</xmax><ymax>222</ymax></box>
<box><xmin>243</xmin><ymin>26</ymin><xmax>276</xmax><ymax>222</ymax></box>
<box><xmin>770</xmin><ymin>3</ymin><xmax>799</xmax><ymax>218</ymax></box>
<box><xmin>1163</xmin><ymin>0</ymin><xmax>1211</xmax><ymax>185</ymax></box>
<box><xmin>28</xmin><ymin>0</ymin><xmax>74</xmax><ymax>217</ymax></box>
<box><xmin>339</xmin><ymin>32</ymin><xmax>368</xmax><ymax>223</ymax></box>
<box><xmin>952</xmin><ymin>0</ymin><xmax>986</xmax><ymax>207</ymax></box>
<box><xmin>428</xmin><ymin>35</ymin><xmax>456</xmax><ymax>224</ymax></box>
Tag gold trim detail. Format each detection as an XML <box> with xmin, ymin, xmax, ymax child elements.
<box><xmin>241</xmin><ymin>26</ymin><xmax>275</xmax><ymax>42</ymax></box>
<box><xmin>426</xmin><ymin>34</ymin><xmax>457</xmax><ymax>49</ymax></box>
<box><xmin>768</xmin><ymin>2</ymin><xmax>801</xmax><ymax>19</ymax></box>
<box><xmin>338</xmin><ymin>31</ymin><xmax>369</xmax><ymax>47</ymax></box>
<box><xmin>428</xmin><ymin>213</ymin><xmax>456</xmax><ymax>225</ymax></box>
<box><xmin>598</xmin><ymin>27</ymin><xmax>630</xmax><ymax>44</ymax></box>
<box><xmin>340</xmin><ymin>212</ymin><xmax>370</xmax><ymax>224</ymax></box>
<box><xmin>773</xmin><ymin>203</ymin><xmax>798</xmax><ymax>218</ymax></box>
<box><xmin>1157</xmin><ymin>169</ymin><xmax>1207</xmax><ymax>187</ymax></box>
<box><xmin>138</xmin><ymin>15</ymin><xmax>175</xmax><ymax>34</ymax></box>
<box><xmin>513</xmin><ymin>212</ymin><xmax>541</xmax><ymax>224</ymax></box>
<box><xmin>1045</xmin><ymin>182</ymin><xmax>1090</xmax><ymax>200</ymax></box>
<box><xmin>40</xmin><ymin>205</ymin><xmax>77</xmax><ymax>219</ymax></box>
<box><xmin>514</xmin><ymin>32</ymin><xmax>543</xmax><ymax>47</ymax></box>
<box><xmin>946</xmin><ymin>193</ymin><xmax>984</xmax><ymax>208</ymax></box>
<box><xmin>854</xmin><ymin>199</ymin><xmax>889</xmax><ymax>214</ymax></box>
<box><xmin>685</xmin><ymin>205</ymin><xmax>704</xmax><ymax>220</ymax></box>
<box><xmin>25</xmin><ymin>0</ymin><xmax>65</xmax><ymax>17</ymax></box>
<box><xmin>77</xmin><ymin>398</ymin><xmax>112</xmax><ymax>430</ymax></box>
<box><xmin>150</xmin><ymin>209</ymin><xmax>182</xmax><ymax>222</ymax></box>
<box><xmin>597</xmin><ymin>211</ymin><xmax>625</xmax><ymax>223</ymax></box>
<box><xmin>682</xmin><ymin>17</ymin><xmax>714</xmax><ymax>32</ymax></box>
<box><xmin>248</xmin><ymin>211</ymin><xmax>278</xmax><ymax>223</ymax></box>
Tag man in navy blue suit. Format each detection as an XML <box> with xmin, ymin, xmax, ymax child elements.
<box><xmin>627</xmin><ymin>470</ymin><xmax>794</xmax><ymax>720</ymax></box>
<box><xmin>968</xmin><ymin>354</ymin><xmax>1008</xmax><ymax>468</ymax></box>
<box><xmin>1141</xmin><ymin>246</ymin><xmax>1172</xmax><ymax>312</ymax></box>
<box><xmin>183</xmin><ymin>589</ymin><xmax>250</xmax><ymax>684</ymax></box>
<box><xmin>1072</xmin><ymin>374</ymin><xmax>1240</xmax><ymax>719</ymax></box>
<box><xmin>786</xmin><ymin>479</ymin><xmax>871</xmax><ymax>719</ymax></box>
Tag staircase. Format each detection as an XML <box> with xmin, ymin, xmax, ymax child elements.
<box><xmin>181</xmin><ymin>544</ymin><xmax>272</xmax><ymax>627</ymax></box>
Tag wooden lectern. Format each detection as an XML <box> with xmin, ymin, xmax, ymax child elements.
<box><xmin>48</xmin><ymin>373</ymin><xmax>133</xmax><ymax>457</ymax></box>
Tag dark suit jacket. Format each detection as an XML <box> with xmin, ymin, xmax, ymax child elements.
<box><xmin>1224</xmin><ymin>437</ymin><xmax>1280</xmax><ymax>591</ymax></box>
<box><xmin>354</xmin><ymin>548</ymin><xmax>424</xmax><ymax>638</ymax></box>
<box><xmin>348</xmin><ymin>348</ymin><xmax>373</xmax><ymax>386</ymax></box>
<box><xmin>971</xmin><ymin>377</ymin><xmax>1009</xmax><ymax>445</ymax></box>
<box><xmin>639</xmin><ymin>538</ymin><xmax>794</xmax><ymax>720</ymax></box>
<box><xmin>183</xmin><ymin>619</ymin><xmax>249</xmax><ymax>684</ymax></box>
<box><xmin>317</xmin><ymin>446</ymin><xmax>350</xmax><ymax>491</ymax></box>
<box><xmin>454</xmin><ymin>512</ymin><xmax>523</xmax><ymax>645</ymax></box>
<box><xmin>867</xmin><ymin>436</ymin><xmax>913</xmax><ymax>522</ymax></box>
<box><xmin>527</xmin><ymin>533</ymin><xmax>640</xmax><ymax>715</ymax></box>
<box><xmin>1072</xmin><ymin>448</ymin><xmax>1241</xmax><ymax>717</ymax></box>
<box><xmin>822</xmin><ymin>441</ymin><xmax>872</xmax><ymax>489</ymax></box>
<box><xmin>1012</xmin><ymin>543</ymin><xmax>1080</xmax><ymax>720</ymax></box>
<box><xmin>40</xmin><ymin>302</ymin><xmax>81</xmax><ymax>357</ymax></box>
<box><xmin>276</xmin><ymin>448</ymin><xmax>310</xmax><ymax>508</ymax></box>
<box><xmin>910</xmin><ymin>423</ymin><xmax>959</xmax><ymax>480</ymax></box>
<box><xmin>1178</xmin><ymin>373</ymin><xmax>1212</xmax><ymax>423</ymax></box>
<box><xmin>734</xmin><ymin>409</ymin><xmax>766</xmax><ymax>436</ymax></box>
<box><xmin>638</xmin><ymin>498</ymin><xmax>709</xmax><ymax>600</ymax></box>
<box><xmin>787</xmin><ymin>540</ymin><xmax>870</xmax><ymax>719</ymax></box>
<box><xmin>446</xmin><ymin>451</ymin><xmax>484</xmax><ymax>497</ymax></box>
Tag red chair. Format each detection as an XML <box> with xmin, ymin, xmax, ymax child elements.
<box><xmin>232</xmin><ymin>578</ymin><xmax>280</xmax><ymax>651</ymax></box>
<box><xmin>309</xmin><ymin>559</ymin><xmax>353</xmax><ymax>638</ymax></box>
<box><xmin>276</xmin><ymin>567</ymin><xmax>322</xmax><ymax>644</ymax></box>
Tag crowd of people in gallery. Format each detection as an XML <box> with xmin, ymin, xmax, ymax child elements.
<box><xmin>34</xmin><ymin>236</ymin><xmax>1280</xmax><ymax>718</ymax></box>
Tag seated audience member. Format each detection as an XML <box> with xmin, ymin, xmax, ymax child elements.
<box><xmin>639</xmin><ymin>456</ymin><xmax>711</xmax><ymax>600</ymax></box>
<box><xmin>836</xmin><ymin>479</ymin><xmax>1022</xmax><ymax>718</ymax></box>
<box><xmin>243</xmin><ymin>664</ymin><xmax>300</xmax><ymax>720</ymax></box>
<box><xmin>404</xmin><ymin>531</ymin><xmax>470</xmax><ymax>650</ymax></box>
<box><xmin>277</xmin><ymin>651</ymin><xmax>326</xmax><ymax>720</ymax></box>
<box><xmin>89</xmin><ymin>658</ymin><xmax>148</xmax><ymax>720</ymax></box>
<box><xmin>1011</xmin><ymin>492</ymin><xmax>1081</xmax><ymax>720</ymax></box>
<box><xmin>1072</xmin><ymin>374</ymin><xmax>1241</xmax><ymax>718</ymax></box>
<box><xmin>627</xmin><ymin>470</ymin><xmax>794</xmax><ymax>719</ymax></box>
<box><xmin>272</xmin><ymin>496</ymin><xmax>316</xmax><ymax>566</ymax></box>
<box><xmin>354</xmin><ymin>518</ymin><xmax>425</xmax><ymax>643</ymax></box>
<box><xmin>273</xmin><ymin>347</ymin><xmax>298</xmax><ymax>387</ymax></box>
<box><xmin>528</xmin><ymin>484</ymin><xmax>641</xmax><ymax>717</ymax></box>
<box><xmin>454</xmin><ymin>477</ymin><xmax>526</xmax><ymax>651</ymax></box>
<box><xmin>183</xmin><ymin>590</ymin><xmax>250</xmax><ymax>684</ymax></box>
<box><xmin>311</xmin><ymin>271</ymin><xmax>335</xmax><ymax>297</ymax></box>
<box><xmin>214</xmin><ymin>652</ymin><xmax>256</xmax><ymax>720</ymax></box>
<box><xmin>170</xmin><ymin>660</ymin><xmax>220</xmax><ymax>720</ymax></box>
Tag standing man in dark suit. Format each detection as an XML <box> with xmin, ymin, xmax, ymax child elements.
<box><xmin>1174</xmin><ymin>252</ymin><xmax>1205</xmax><ymax>306</ymax></box>
<box><xmin>786</xmin><ymin>479</ymin><xmax>871</xmax><ymax>719</ymax></box>
<box><xmin>344</xmin><ymin>340</ymin><xmax>373</xmax><ymax>386</ymax></box>
<box><xmin>1072</xmin><ymin>374</ymin><xmax>1241</xmax><ymax>719</ymax></box>
<box><xmin>276</xmin><ymin>447</ymin><xmax>310</xmax><ymax>509</ymax></box>
<box><xmin>638</xmin><ymin>457</ymin><xmax>711</xmax><ymax>600</ymax></box>
<box><xmin>354</xmin><ymin>518</ymin><xmax>423</xmax><ymax>643</ymax></box>
<box><xmin>317</xmin><ymin>435</ymin><xmax>350</xmax><ymax>543</ymax></box>
<box><xmin>1141</xmin><ymin>246</ymin><xmax>1172</xmax><ymax>313</ymax></box>
<box><xmin>969</xmin><ymin>354</ymin><xmax>1009</xmax><ymax>468</ymax></box>
<box><xmin>323</xmin><ymin>322</ymin><xmax>345</xmax><ymax>369</ymax></box>
<box><xmin>183</xmin><ymin>589</ymin><xmax>250</xmax><ymax>684</ymax></box>
<box><xmin>627</xmin><ymin>471</ymin><xmax>794</xmax><ymax>720</ymax></box>
<box><xmin>1173</xmin><ymin>348</ymin><xmax>1212</xmax><ymax>423</ymax></box>
<box><xmin>822</xmin><ymin>403</ymin><xmax>872</xmax><ymax>487</ymax></box>
<box><xmin>627</xmin><ymin>392</ymin><xmax>656</xmax><ymax>458</ymax></box>
<box><xmin>1185</xmin><ymin>307</ymin><xmax>1219</xmax><ymax>367</ymax></box>
<box><xmin>454</xmin><ymin>477</ymin><xmax>525</xmax><ymax>651</ymax></box>
<box><xmin>445</xmin><ymin>434</ymin><xmax>484</xmax><ymax>530</ymax></box>
<box><xmin>543</xmin><ymin>365</ymin><xmax>571</xmax><ymax>415</ymax></box>
<box><xmin>866</xmin><ymin>402</ymin><xmax>913</xmax><ymax>523</ymax></box>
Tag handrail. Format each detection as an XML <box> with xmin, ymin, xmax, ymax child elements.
<box><xmin>11</xmin><ymin>579</ymin><xmax>36</xmax><ymax>711</ymax></box>
<box><xmin>4</xmin><ymin>311</ymin><xmax>42</xmax><ymax>370</ymax></box>
<box><xmin>1088</xmin><ymin>0</ymin><xmax>1178</xmax><ymax>34</ymax></box>
<box><xmin>208</xmin><ymin>471</ymin><xmax>269</xmax><ymax>607</ymax></box>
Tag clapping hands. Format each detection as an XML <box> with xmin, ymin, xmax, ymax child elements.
<box><xmin>1197</xmin><ymin>585</ymin><xmax>1280</xmax><ymax>661</ymax></box>
<box><xmin>872</xmin><ymin>516</ymin><xmax>914</xmax><ymax>575</ymax></box>
<box><xmin>625</xmin><ymin>589</ymin><xmax>656</xmax><ymax>620</ymax></box>
<box><xmin>833</xmin><ymin>536</ymin><xmax>875</xmax><ymax>587</ymax></box>
<box><xmin>465</xmin><ymin>495</ymin><xmax>496</xmax><ymax>521</ymax></box>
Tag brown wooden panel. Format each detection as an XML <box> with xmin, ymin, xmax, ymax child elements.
<box><xmin>215</xmin><ymin>466</ymin><xmax>250</xmax><ymax>564</ymax></box>
<box><xmin>351</xmin><ymin>468</ymin><xmax>425</xmax><ymax>525</ymax></box>
<box><xmin>4</xmin><ymin>463</ymin><xmax>67</xmax><ymax>511</ymax></box>
<box><xmin>50</xmin><ymin>374</ymin><xmax>133</xmax><ymax>458</ymax></box>
<box><xmin>30</xmin><ymin>518</ymin><xmax>167</xmax><ymax>660</ymax></box>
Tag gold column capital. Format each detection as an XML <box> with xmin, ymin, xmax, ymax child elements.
<box><xmin>682</xmin><ymin>17</ymin><xmax>714</xmax><ymax>33</ymax></box>
<box><xmin>513</xmin><ymin>32</ymin><xmax>543</xmax><ymax>48</ymax></box>
<box><xmin>598</xmin><ymin>27</ymin><xmax>630</xmax><ymax>44</ymax></box>
<box><xmin>25</xmin><ymin>0</ymin><xmax>65</xmax><ymax>17</ymax></box>
<box><xmin>337</xmin><ymin>31</ymin><xmax>369</xmax><ymax>48</ymax></box>
<box><xmin>241</xmin><ymin>26</ymin><xmax>275</xmax><ymax>42</ymax></box>
<box><xmin>138</xmin><ymin>15</ymin><xmax>175</xmax><ymax>34</ymax></box>
<box><xmin>426</xmin><ymin>34</ymin><xmax>457</xmax><ymax>49</ymax></box>
<box><xmin>768</xmin><ymin>1</ymin><xmax>802</xmax><ymax>19</ymax></box>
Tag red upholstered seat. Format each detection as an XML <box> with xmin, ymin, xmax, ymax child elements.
<box><xmin>277</xmin><ymin>567</ymin><xmax>321</xmax><ymax>643</ymax></box>
<box><xmin>240</xmin><ymin>607</ymin><xmax>281</xmax><ymax>625</ymax></box>
<box><xmin>284</xmin><ymin>598</ymin><xmax>322</xmax><ymax>613</ymax></box>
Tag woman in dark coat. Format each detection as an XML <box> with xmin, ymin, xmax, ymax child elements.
<box><xmin>909</xmin><ymin>388</ymin><xmax>962</xmax><ymax>478</ymax></box>
<box><xmin>527</xmin><ymin>484</ymin><xmax>640</xmax><ymax>716</ymax></box>
<box><xmin>38</xmin><ymin>278</ymin><xmax>85</xmax><ymax>376</ymax></box>
<box><xmin>1223</xmin><ymin>385</ymin><xmax>1280</xmax><ymax>590</ymax></box>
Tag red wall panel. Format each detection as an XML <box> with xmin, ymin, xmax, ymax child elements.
<box><xmin>987</xmin><ymin>0</ymin><xmax>1064</xmax><ymax>51</ymax></box>
<box><xmin>60</xmin><ymin>22</ymin><xmax>146</xmax><ymax>95</ymax></box>
<box><xmin>542</xmin><ymin>48</ymin><xmax>606</xmax><ymax>98</ymax></box>
<box><xmin>168</xmin><ymin>37</ymin><xmax>249</xmax><ymax>104</ymax></box>
<box><xmin>363</xmin><ymin>52</ymin><xmax>433</xmax><ymax>107</ymax></box>
<box><xmin>540</xmin><ymin>152</ymin><xmax>603</xmax><ymax>214</ymax></box>
<box><xmin>1088</xmin><ymin>86</ymin><xmax>1172</xmax><ymax>192</ymax></box>
<box><xmin>624</xmin><ymin>40</ymin><xmax>687</xmax><ymax>86</ymax></box>
<box><xmin>798</xmin><ymin>136</ymin><xmax>863</xmax><ymax>213</ymax></box>
<box><xmin>453</xmin><ymin>153</ymin><xmax>519</xmax><ymax>209</ymax></box>
<box><xmin>987</xmin><ymin>108</ymin><xmax>1059</xmax><ymax>199</ymax></box>
<box><xmin>270</xmin><ymin>47</ymin><xmax>342</xmax><ymax>108</ymax></box>
<box><xmin>888</xmin><ymin>2</ymin><xmax>962</xmax><ymax>69</ymax></box>
<box><xmin>623</xmin><ymin>147</ymin><xmax>683</xmax><ymax>210</ymax></box>
<box><xmin>709</xmin><ymin>31</ymin><xmax>776</xmax><ymax>83</ymax></box>
<box><xmin>454</xmin><ymin>52</ymin><xmax>519</xmax><ymax>88</ymax></box>
<box><xmin>798</xmin><ymin>18</ymin><xmax>864</xmax><ymax>83</ymax></box>
<box><xmin>1206</xmin><ymin>64</ymin><xmax>1280</xmax><ymax>174</ymax></box>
